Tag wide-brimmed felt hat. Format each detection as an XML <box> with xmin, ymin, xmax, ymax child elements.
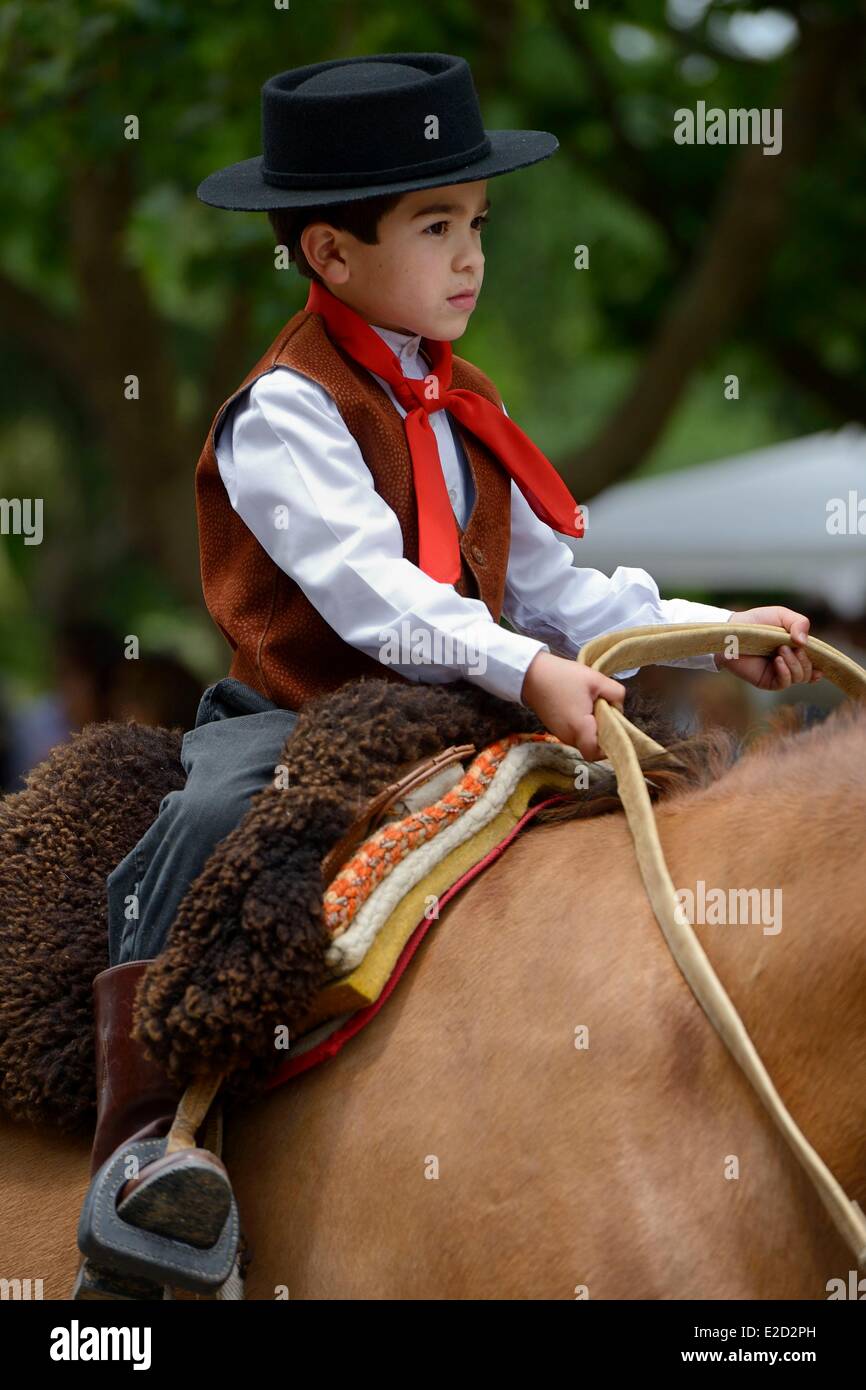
<box><xmin>196</xmin><ymin>51</ymin><xmax>558</xmax><ymax>211</ymax></box>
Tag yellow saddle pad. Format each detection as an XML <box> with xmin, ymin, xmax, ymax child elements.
<box><xmin>296</xmin><ymin>733</ymin><xmax>592</xmax><ymax>1031</ymax></box>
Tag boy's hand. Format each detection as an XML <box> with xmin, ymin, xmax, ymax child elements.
<box><xmin>713</xmin><ymin>606</ymin><xmax>824</xmax><ymax>690</ymax></box>
<box><xmin>521</xmin><ymin>651</ymin><xmax>627</xmax><ymax>761</ymax></box>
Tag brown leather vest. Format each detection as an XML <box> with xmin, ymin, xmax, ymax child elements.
<box><xmin>194</xmin><ymin>307</ymin><xmax>512</xmax><ymax>710</ymax></box>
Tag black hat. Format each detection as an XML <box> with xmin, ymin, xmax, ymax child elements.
<box><xmin>196</xmin><ymin>52</ymin><xmax>558</xmax><ymax>211</ymax></box>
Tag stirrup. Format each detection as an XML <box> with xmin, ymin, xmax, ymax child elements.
<box><xmin>76</xmin><ymin>1137</ymin><xmax>239</xmax><ymax>1294</ymax></box>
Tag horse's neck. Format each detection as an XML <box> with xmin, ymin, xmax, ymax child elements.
<box><xmin>654</xmin><ymin>782</ymin><xmax>866</xmax><ymax>1196</ymax></box>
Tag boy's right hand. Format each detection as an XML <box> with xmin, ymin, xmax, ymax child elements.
<box><xmin>520</xmin><ymin>651</ymin><xmax>627</xmax><ymax>762</ymax></box>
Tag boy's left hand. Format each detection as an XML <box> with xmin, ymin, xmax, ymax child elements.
<box><xmin>712</xmin><ymin>606</ymin><xmax>824</xmax><ymax>690</ymax></box>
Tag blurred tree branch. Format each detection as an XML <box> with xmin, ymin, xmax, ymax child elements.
<box><xmin>758</xmin><ymin>332</ymin><xmax>866</xmax><ymax>423</ymax></box>
<box><xmin>197</xmin><ymin>269</ymin><xmax>260</xmax><ymax>438</ymax></box>
<box><xmin>67</xmin><ymin>149</ymin><xmax>201</xmax><ymax>603</ymax></box>
<box><xmin>549</xmin><ymin>5</ymin><xmax>689</xmax><ymax>260</ymax></box>
<box><xmin>551</xmin><ymin>9</ymin><xmax>864</xmax><ymax>496</ymax></box>
<box><xmin>0</xmin><ymin>276</ymin><xmax>86</xmax><ymax>390</ymax></box>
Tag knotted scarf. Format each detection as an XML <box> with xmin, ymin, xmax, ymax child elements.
<box><xmin>305</xmin><ymin>280</ymin><xmax>584</xmax><ymax>584</ymax></box>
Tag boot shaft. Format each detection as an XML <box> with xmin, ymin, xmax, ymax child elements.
<box><xmin>90</xmin><ymin>960</ymin><xmax>182</xmax><ymax>1175</ymax></box>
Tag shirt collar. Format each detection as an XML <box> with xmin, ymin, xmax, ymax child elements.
<box><xmin>370</xmin><ymin>322</ymin><xmax>424</xmax><ymax>365</ymax></box>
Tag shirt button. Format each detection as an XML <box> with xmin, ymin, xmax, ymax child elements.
<box><xmin>448</xmin><ymin>488</ymin><xmax>457</xmax><ymax>504</ymax></box>
<box><xmin>471</xmin><ymin>545</ymin><xmax>485</xmax><ymax>565</ymax></box>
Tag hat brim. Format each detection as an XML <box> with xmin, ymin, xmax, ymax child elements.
<box><xmin>196</xmin><ymin>129</ymin><xmax>558</xmax><ymax>211</ymax></box>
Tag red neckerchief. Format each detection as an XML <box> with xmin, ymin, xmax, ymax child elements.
<box><xmin>305</xmin><ymin>280</ymin><xmax>584</xmax><ymax>583</ymax></box>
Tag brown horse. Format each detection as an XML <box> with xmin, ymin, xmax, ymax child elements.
<box><xmin>1</xmin><ymin>702</ymin><xmax>863</xmax><ymax>1299</ymax></box>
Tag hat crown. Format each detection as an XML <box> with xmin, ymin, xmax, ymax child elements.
<box><xmin>261</xmin><ymin>53</ymin><xmax>489</xmax><ymax>191</ymax></box>
<box><xmin>293</xmin><ymin>60</ymin><xmax>429</xmax><ymax>95</ymax></box>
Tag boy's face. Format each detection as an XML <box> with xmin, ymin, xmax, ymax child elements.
<box><xmin>303</xmin><ymin>180</ymin><xmax>489</xmax><ymax>343</ymax></box>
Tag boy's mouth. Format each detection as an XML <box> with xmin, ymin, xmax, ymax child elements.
<box><xmin>447</xmin><ymin>291</ymin><xmax>477</xmax><ymax>309</ymax></box>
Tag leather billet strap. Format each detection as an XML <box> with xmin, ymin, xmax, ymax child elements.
<box><xmin>166</xmin><ymin>1072</ymin><xmax>225</xmax><ymax>1155</ymax></box>
<box><xmin>320</xmin><ymin>743</ymin><xmax>476</xmax><ymax>885</ymax></box>
<box><xmin>577</xmin><ymin>622</ymin><xmax>866</xmax><ymax>1266</ymax></box>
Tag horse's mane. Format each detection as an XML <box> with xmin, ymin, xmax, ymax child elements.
<box><xmin>534</xmin><ymin>696</ymin><xmax>866</xmax><ymax>826</ymax></box>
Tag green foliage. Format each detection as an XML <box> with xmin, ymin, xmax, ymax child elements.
<box><xmin>0</xmin><ymin>0</ymin><xmax>861</xmax><ymax>692</ymax></box>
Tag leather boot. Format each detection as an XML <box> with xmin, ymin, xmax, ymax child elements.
<box><xmin>74</xmin><ymin>961</ymin><xmax>236</xmax><ymax>1298</ymax></box>
<box><xmin>90</xmin><ymin>960</ymin><xmax>183</xmax><ymax>1176</ymax></box>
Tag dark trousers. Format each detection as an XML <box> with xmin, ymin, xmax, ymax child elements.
<box><xmin>107</xmin><ymin>677</ymin><xmax>299</xmax><ymax>966</ymax></box>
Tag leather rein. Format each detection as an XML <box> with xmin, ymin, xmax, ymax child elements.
<box><xmin>576</xmin><ymin>621</ymin><xmax>866</xmax><ymax>1269</ymax></box>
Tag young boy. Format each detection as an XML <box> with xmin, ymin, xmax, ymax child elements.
<box><xmin>83</xmin><ymin>52</ymin><xmax>820</xmax><ymax>1288</ymax></box>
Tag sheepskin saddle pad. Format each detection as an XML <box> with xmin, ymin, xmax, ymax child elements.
<box><xmin>0</xmin><ymin>674</ymin><xmax>672</xmax><ymax>1131</ymax></box>
<box><xmin>133</xmin><ymin>675</ymin><xmax>606</xmax><ymax>1100</ymax></box>
<box><xmin>265</xmin><ymin>730</ymin><xmax>604</xmax><ymax>1091</ymax></box>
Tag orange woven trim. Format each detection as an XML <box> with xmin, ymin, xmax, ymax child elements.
<box><xmin>323</xmin><ymin>732</ymin><xmax>560</xmax><ymax>938</ymax></box>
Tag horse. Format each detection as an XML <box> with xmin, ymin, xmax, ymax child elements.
<box><xmin>0</xmin><ymin>697</ymin><xmax>862</xmax><ymax>1299</ymax></box>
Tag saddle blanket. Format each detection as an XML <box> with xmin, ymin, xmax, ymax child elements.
<box><xmin>266</xmin><ymin>733</ymin><xmax>599</xmax><ymax>1091</ymax></box>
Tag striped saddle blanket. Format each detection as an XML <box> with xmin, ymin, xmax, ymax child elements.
<box><xmin>267</xmin><ymin>732</ymin><xmax>602</xmax><ymax>1090</ymax></box>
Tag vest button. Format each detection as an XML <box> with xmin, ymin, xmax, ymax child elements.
<box><xmin>471</xmin><ymin>545</ymin><xmax>485</xmax><ymax>565</ymax></box>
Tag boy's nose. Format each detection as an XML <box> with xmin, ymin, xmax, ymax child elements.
<box><xmin>455</xmin><ymin>252</ymin><xmax>484</xmax><ymax>277</ymax></box>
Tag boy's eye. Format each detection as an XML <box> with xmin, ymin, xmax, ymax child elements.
<box><xmin>424</xmin><ymin>214</ymin><xmax>490</xmax><ymax>236</ymax></box>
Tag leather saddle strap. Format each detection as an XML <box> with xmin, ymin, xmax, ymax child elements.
<box><xmin>577</xmin><ymin>622</ymin><xmax>866</xmax><ymax>1266</ymax></box>
<box><xmin>165</xmin><ymin>1072</ymin><xmax>224</xmax><ymax>1156</ymax></box>
<box><xmin>320</xmin><ymin>743</ymin><xmax>476</xmax><ymax>885</ymax></box>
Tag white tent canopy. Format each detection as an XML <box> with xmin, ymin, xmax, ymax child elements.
<box><xmin>565</xmin><ymin>425</ymin><xmax>866</xmax><ymax>618</ymax></box>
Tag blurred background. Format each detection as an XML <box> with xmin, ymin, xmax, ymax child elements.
<box><xmin>2</xmin><ymin>0</ymin><xmax>865</xmax><ymax>789</ymax></box>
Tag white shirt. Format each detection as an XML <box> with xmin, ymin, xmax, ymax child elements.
<box><xmin>214</xmin><ymin>322</ymin><xmax>732</xmax><ymax>704</ymax></box>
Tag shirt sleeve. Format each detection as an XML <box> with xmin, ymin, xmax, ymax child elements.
<box><xmin>500</xmin><ymin>402</ymin><xmax>733</xmax><ymax>679</ymax></box>
<box><xmin>214</xmin><ymin>368</ymin><xmax>549</xmax><ymax>706</ymax></box>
